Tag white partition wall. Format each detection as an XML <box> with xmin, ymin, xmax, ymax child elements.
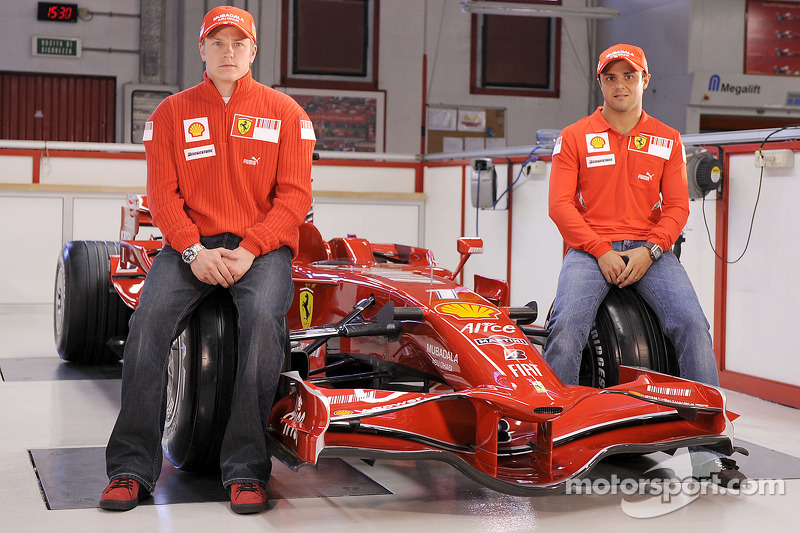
<box><xmin>0</xmin><ymin>195</ymin><xmax>63</xmax><ymax>306</ymax></box>
<box><xmin>724</xmin><ymin>150</ymin><xmax>800</xmax><ymax>388</ymax></box>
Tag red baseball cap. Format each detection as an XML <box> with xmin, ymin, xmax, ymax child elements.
<box><xmin>596</xmin><ymin>44</ymin><xmax>648</xmax><ymax>76</ymax></box>
<box><xmin>199</xmin><ymin>5</ymin><xmax>257</xmax><ymax>44</ymax></box>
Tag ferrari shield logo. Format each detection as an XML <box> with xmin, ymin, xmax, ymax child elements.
<box><xmin>633</xmin><ymin>136</ymin><xmax>648</xmax><ymax>150</ymax></box>
<box><xmin>299</xmin><ymin>288</ymin><xmax>313</xmax><ymax>329</ymax></box>
<box><xmin>237</xmin><ymin>118</ymin><xmax>253</xmax><ymax>136</ymax></box>
<box><xmin>230</xmin><ymin>114</ymin><xmax>281</xmax><ymax>142</ymax></box>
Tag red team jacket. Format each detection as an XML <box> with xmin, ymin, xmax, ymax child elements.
<box><xmin>143</xmin><ymin>71</ymin><xmax>315</xmax><ymax>257</ymax></box>
<box><xmin>548</xmin><ymin>108</ymin><xmax>690</xmax><ymax>259</ymax></box>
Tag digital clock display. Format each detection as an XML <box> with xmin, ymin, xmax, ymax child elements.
<box><xmin>37</xmin><ymin>2</ymin><xmax>79</xmax><ymax>23</ymax></box>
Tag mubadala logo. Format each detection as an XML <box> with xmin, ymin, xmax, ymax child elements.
<box><xmin>708</xmin><ymin>74</ymin><xmax>761</xmax><ymax>95</ymax></box>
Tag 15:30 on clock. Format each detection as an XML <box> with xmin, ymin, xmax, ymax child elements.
<box><xmin>37</xmin><ymin>2</ymin><xmax>79</xmax><ymax>23</ymax></box>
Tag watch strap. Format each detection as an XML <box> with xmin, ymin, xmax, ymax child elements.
<box><xmin>643</xmin><ymin>242</ymin><xmax>662</xmax><ymax>261</ymax></box>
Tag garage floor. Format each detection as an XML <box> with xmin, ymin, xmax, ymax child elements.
<box><xmin>2</xmin><ymin>308</ymin><xmax>799</xmax><ymax>532</ymax></box>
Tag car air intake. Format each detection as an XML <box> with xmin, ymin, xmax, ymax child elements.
<box><xmin>534</xmin><ymin>406</ymin><xmax>563</xmax><ymax>415</ymax></box>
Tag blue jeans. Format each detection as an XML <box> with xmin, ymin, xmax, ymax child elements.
<box><xmin>543</xmin><ymin>241</ymin><xmax>718</xmax><ymax>387</ymax></box>
<box><xmin>105</xmin><ymin>234</ymin><xmax>294</xmax><ymax>493</ymax></box>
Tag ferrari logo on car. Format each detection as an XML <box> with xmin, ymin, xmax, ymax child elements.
<box><xmin>299</xmin><ymin>288</ymin><xmax>313</xmax><ymax>329</ymax></box>
<box><xmin>237</xmin><ymin>118</ymin><xmax>253</xmax><ymax>135</ymax></box>
<box><xmin>436</xmin><ymin>302</ymin><xmax>499</xmax><ymax>319</ymax></box>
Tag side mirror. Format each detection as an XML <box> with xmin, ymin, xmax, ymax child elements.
<box><xmin>456</xmin><ymin>237</ymin><xmax>483</xmax><ymax>255</ymax></box>
<box><xmin>451</xmin><ymin>237</ymin><xmax>483</xmax><ymax>280</ymax></box>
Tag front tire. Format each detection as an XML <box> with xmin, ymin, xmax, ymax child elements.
<box><xmin>578</xmin><ymin>287</ymin><xmax>678</xmax><ymax>388</ymax></box>
<box><xmin>162</xmin><ymin>290</ymin><xmax>238</xmax><ymax>473</ymax></box>
<box><xmin>54</xmin><ymin>240</ymin><xmax>132</xmax><ymax>364</ymax></box>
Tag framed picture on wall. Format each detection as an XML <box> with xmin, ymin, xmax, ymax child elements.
<box><xmin>276</xmin><ymin>87</ymin><xmax>385</xmax><ymax>152</ymax></box>
<box><xmin>745</xmin><ymin>0</ymin><xmax>800</xmax><ymax>75</ymax></box>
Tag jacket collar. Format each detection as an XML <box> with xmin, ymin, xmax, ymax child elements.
<box><xmin>201</xmin><ymin>70</ymin><xmax>254</xmax><ymax>102</ymax></box>
<box><xmin>589</xmin><ymin>106</ymin><xmax>655</xmax><ymax>135</ymax></box>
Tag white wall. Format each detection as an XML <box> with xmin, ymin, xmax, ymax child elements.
<box><xmin>724</xmin><ymin>152</ymin><xmax>800</xmax><ymax>386</ymax></box>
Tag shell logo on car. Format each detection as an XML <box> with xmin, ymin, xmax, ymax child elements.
<box><xmin>435</xmin><ymin>302</ymin><xmax>499</xmax><ymax>319</ymax></box>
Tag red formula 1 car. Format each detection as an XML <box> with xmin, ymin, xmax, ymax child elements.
<box><xmin>54</xmin><ymin>195</ymin><xmax>739</xmax><ymax>494</ymax></box>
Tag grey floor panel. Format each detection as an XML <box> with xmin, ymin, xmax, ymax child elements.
<box><xmin>30</xmin><ymin>447</ymin><xmax>391</xmax><ymax>510</ymax></box>
<box><xmin>589</xmin><ymin>439</ymin><xmax>800</xmax><ymax>484</ymax></box>
<box><xmin>1</xmin><ymin>357</ymin><xmax>122</xmax><ymax>382</ymax></box>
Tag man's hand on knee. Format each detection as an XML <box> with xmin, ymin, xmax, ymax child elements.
<box><xmin>190</xmin><ymin>248</ymin><xmax>236</xmax><ymax>287</ymax></box>
<box><xmin>597</xmin><ymin>250</ymin><xmax>627</xmax><ymax>285</ymax></box>
<box><xmin>617</xmin><ymin>247</ymin><xmax>652</xmax><ymax>288</ymax></box>
<box><xmin>221</xmin><ymin>247</ymin><xmax>256</xmax><ymax>283</ymax></box>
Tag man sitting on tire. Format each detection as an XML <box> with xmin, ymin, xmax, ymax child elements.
<box><xmin>100</xmin><ymin>5</ymin><xmax>314</xmax><ymax>514</ymax></box>
<box><xmin>544</xmin><ymin>44</ymin><xmax>746</xmax><ymax>488</ymax></box>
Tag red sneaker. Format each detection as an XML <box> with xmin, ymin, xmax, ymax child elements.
<box><xmin>99</xmin><ymin>478</ymin><xmax>148</xmax><ymax>511</ymax></box>
<box><xmin>230</xmin><ymin>482</ymin><xmax>269</xmax><ymax>514</ymax></box>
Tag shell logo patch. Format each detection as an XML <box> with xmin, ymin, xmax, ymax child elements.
<box><xmin>585</xmin><ymin>132</ymin><xmax>609</xmax><ymax>153</ymax></box>
<box><xmin>436</xmin><ymin>302</ymin><xmax>499</xmax><ymax>319</ymax></box>
<box><xmin>188</xmin><ymin>122</ymin><xmax>205</xmax><ymax>137</ymax></box>
<box><xmin>183</xmin><ymin>117</ymin><xmax>210</xmax><ymax>143</ymax></box>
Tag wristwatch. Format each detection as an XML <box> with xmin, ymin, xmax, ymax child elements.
<box><xmin>181</xmin><ymin>243</ymin><xmax>205</xmax><ymax>264</ymax></box>
<box><xmin>643</xmin><ymin>242</ymin><xmax>663</xmax><ymax>261</ymax></box>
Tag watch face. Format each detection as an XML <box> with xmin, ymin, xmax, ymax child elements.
<box><xmin>182</xmin><ymin>248</ymin><xmax>196</xmax><ymax>263</ymax></box>
<box><xmin>651</xmin><ymin>245</ymin><xmax>662</xmax><ymax>260</ymax></box>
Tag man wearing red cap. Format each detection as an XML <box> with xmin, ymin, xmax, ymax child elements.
<box><xmin>545</xmin><ymin>44</ymin><xmax>746</xmax><ymax>487</ymax></box>
<box><xmin>100</xmin><ymin>6</ymin><xmax>314</xmax><ymax>513</ymax></box>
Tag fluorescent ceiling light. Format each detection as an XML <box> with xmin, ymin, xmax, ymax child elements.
<box><xmin>460</xmin><ymin>1</ymin><xmax>619</xmax><ymax>19</ymax></box>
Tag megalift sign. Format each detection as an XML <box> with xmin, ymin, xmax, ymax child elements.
<box><xmin>707</xmin><ymin>75</ymin><xmax>761</xmax><ymax>96</ymax></box>
<box><xmin>690</xmin><ymin>71</ymin><xmax>799</xmax><ymax>108</ymax></box>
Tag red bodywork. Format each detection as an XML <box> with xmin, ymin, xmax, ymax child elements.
<box><xmin>110</xmin><ymin>195</ymin><xmax>738</xmax><ymax>495</ymax></box>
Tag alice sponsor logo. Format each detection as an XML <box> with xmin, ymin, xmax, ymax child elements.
<box><xmin>460</xmin><ymin>322</ymin><xmax>517</xmax><ymax>334</ymax></box>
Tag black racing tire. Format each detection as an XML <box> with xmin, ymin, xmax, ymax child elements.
<box><xmin>578</xmin><ymin>287</ymin><xmax>678</xmax><ymax>388</ymax></box>
<box><xmin>54</xmin><ymin>240</ymin><xmax>132</xmax><ymax>364</ymax></box>
<box><xmin>162</xmin><ymin>290</ymin><xmax>238</xmax><ymax>473</ymax></box>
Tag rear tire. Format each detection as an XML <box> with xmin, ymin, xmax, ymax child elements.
<box><xmin>578</xmin><ymin>287</ymin><xmax>678</xmax><ymax>388</ymax></box>
<box><xmin>54</xmin><ymin>241</ymin><xmax>132</xmax><ymax>364</ymax></box>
